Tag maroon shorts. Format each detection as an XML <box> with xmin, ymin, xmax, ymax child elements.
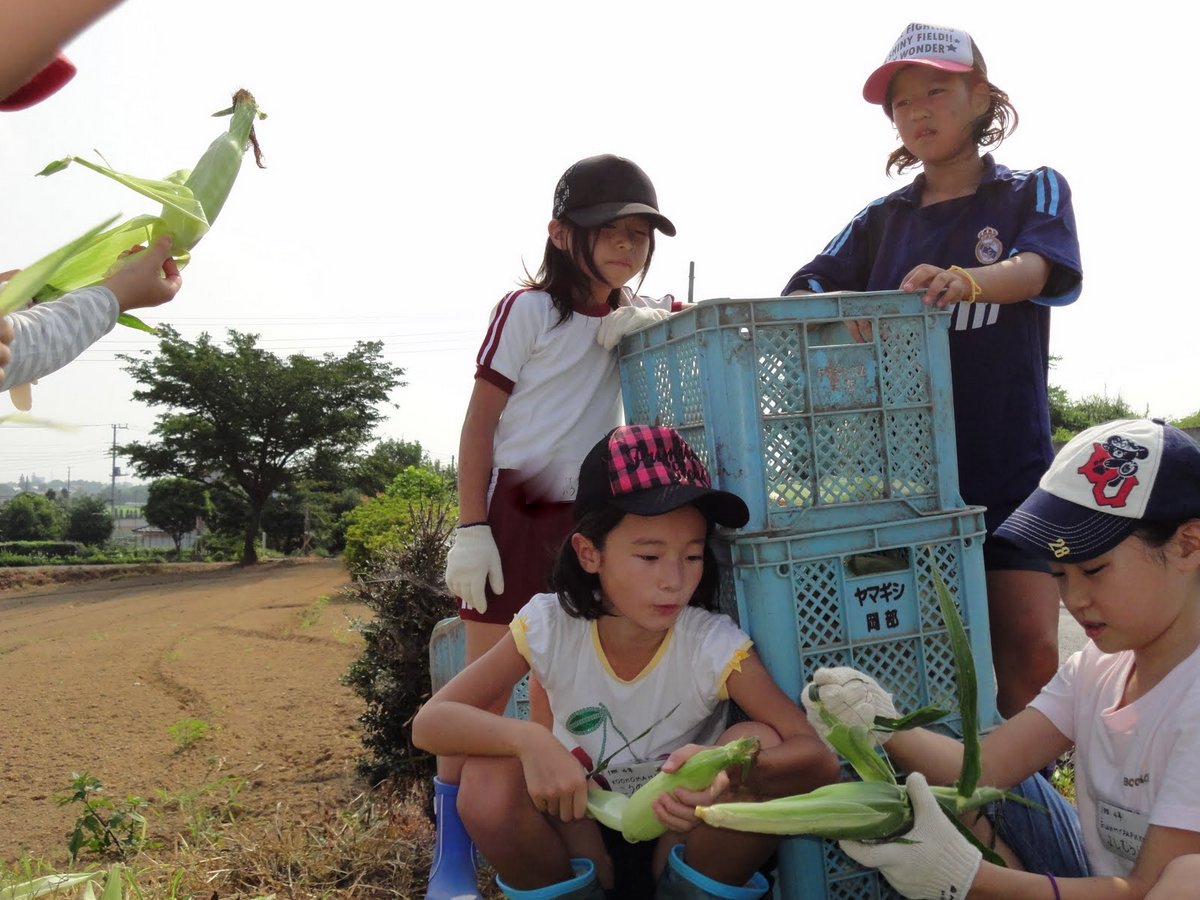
<box><xmin>458</xmin><ymin>468</ymin><xmax>576</xmax><ymax>625</ymax></box>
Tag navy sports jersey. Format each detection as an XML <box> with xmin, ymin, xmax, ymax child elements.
<box><xmin>782</xmin><ymin>154</ymin><xmax>1082</xmax><ymax>533</ymax></box>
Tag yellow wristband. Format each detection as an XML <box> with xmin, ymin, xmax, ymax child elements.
<box><xmin>948</xmin><ymin>266</ymin><xmax>983</xmax><ymax>304</ymax></box>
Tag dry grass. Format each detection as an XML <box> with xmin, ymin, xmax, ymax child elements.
<box><xmin>109</xmin><ymin>778</ymin><xmax>504</xmax><ymax>899</ymax></box>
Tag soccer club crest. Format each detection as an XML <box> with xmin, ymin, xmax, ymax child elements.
<box><xmin>974</xmin><ymin>227</ymin><xmax>1003</xmax><ymax>265</ymax></box>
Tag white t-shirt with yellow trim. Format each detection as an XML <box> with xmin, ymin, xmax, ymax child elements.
<box><xmin>511</xmin><ymin>592</ymin><xmax>752</xmax><ymax>795</ymax></box>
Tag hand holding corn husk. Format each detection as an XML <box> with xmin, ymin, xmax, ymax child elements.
<box><xmin>839</xmin><ymin>772</ymin><xmax>982</xmax><ymax>900</ymax></box>
<box><xmin>801</xmin><ymin>667</ymin><xmax>899</xmax><ymax>747</ymax></box>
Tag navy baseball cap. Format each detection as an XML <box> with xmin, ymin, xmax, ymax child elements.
<box><xmin>551</xmin><ymin>155</ymin><xmax>676</xmax><ymax>237</ymax></box>
<box><xmin>574</xmin><ymin>425</ymin><xmax>748</xmax><ymax>527</ymax></box>
<box><xmin>995</xmin><ymin>419</ymin><xmax>1200</xmax><ymax>562</ymax></box>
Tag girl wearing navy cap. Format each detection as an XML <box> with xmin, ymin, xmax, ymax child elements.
<box><xmin>802</xmin><ymin>419</ymin><xmax>1200</xmax><ymax>898</ymax></box>
<box><xmin>782</xmin><ymin>22</ymin><xmax>1084</xmax><ymax>719</ymax></box>
<box><xmin>417</xmin><ymin>425</ymin><xmax>839</xmax><ymax>900</ymax></box>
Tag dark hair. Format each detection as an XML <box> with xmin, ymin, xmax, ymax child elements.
<box><xmin>1132</xmin><ymin>520</ymin><xmax>1187</xmax><ymax>563</ymax></box>
<box><xmin>521</xmin><ymin>219</ymin><xmax>656</xmax><ymax>324</ymax></box>
<box><xmin>883</xmin><ymin>72</ymin><xmax>1019</xmax><ymax>176</ymax></box>
<box><xmin>548</xmin><ymin>505</ymin><xmax>720</xmax><ymax>619</ymax></box>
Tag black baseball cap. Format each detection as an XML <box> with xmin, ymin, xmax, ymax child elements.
<box><xmin>551</xmin><ymin>155</ymin><xmax>676</xmax><ymax>237</ymax></box>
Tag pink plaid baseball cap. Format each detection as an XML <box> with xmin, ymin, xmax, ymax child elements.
<box><xmin>574</xmin><ymin>425</ymin><xmax>749</xmax><ymax>527</ymax></box>
<box><xmin>995</xmin><ymin>419</ymin><xmax>1200</xmax><ymax>562</ymax></box>
<box><xmin>863</xmin><ymin>23</ymin><xmax>986</xmax><ymax>105</ymax></box>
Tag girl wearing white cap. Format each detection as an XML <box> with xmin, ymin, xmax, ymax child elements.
<box><xmin>803</xmin><ymin>418</ymin><xmax>1200</xmax><ymax>898</ymax></box>
<box><xmin>782</xmin><ymin>23</ymin><xmax>1083</xmax><ymax>719</ymax></box>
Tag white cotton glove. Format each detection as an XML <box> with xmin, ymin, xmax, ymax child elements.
<box><xmin>840</xmin><ymin>772</ymin><xmax>982</xmax><ymax>899</ymax></box>
<box><xmin>596</xmin><ymin>306</ymin><xmax>670</xmax><ymax>350</ymax></box>
<box><xmin>801</xmin><ymin>667</ymin><xmax>899</xmax><ymax>747</ymax></box>
<box><xmin>444</xmin><ymin>524</ymin><xmax>503</xmax><ymax>614</ymax></box>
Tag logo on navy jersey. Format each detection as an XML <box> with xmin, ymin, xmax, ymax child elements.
<box><xmin>1077</xmin><ymin>435</ymin><xmax>1149</xmax><ymax>508</ymax></box>
<box><xmin>974</xmin><ymin>227</ymin><xmax>1003</xmax><ymax>265</ymax></box>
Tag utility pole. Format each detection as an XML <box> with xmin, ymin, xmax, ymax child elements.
<box><xmin>110</xmin><ymin>424</ymin><xmax>128</xmax><ymax>520</ymax></box>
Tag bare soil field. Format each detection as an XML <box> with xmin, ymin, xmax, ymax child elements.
<box><xmin>0</xmin><ymin>558</ymin><xmax>376</xmax><ymax>866</ymax></box>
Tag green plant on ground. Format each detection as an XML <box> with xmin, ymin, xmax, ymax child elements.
<box><xmin>56</xmin><ymin>774</ymin><xmax>150</xmax><ymax>863</ymax></box>
<box><xmin>166</xmin><ymin>717</ymin><xmax>210</xmax><ymax>752</ymax></box>
<box><xmin>299</xmin><ymin>595</ymin><xmax>330</xmax><ymax>629</ymax></box>
<box><xmin>155</xmin><ymin>773</ymin><xmax>246</xmax><ymax>844</ymax></box>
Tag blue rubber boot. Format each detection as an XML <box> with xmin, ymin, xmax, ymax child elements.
<box><xmin>655</xmin><ymin>844</ymin><xmax>769</xmax><ymax>900</ymax></box>
<box><xmin>496</xmin><ymin>857</ymin><xmax>606</xmax><ymax>900</ymax></box>
<box><xmin>425</xmin><ymin>777</ymin><xmax>482</xmax><ymax>900</ymax></box>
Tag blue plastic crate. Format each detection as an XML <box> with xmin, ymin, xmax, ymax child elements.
<box><xmin>716</xmin><ymin>507</ymin><xmax>997</xmax><ymax>900</ymax></box>
<box><xmin>429</xmin><ymin>616</ymin><xmax>529</xmax><ymax>719</ymax></box>
<box><xmin>620</xmin><ymin>292</ymin><xmax>963</xmax><ymax>534</ymax></box>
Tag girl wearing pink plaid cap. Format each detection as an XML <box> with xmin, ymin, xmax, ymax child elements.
<box><xmin>415</xmin><ymin>426</ymin><xmax>839</xmax><ymax>900</ymax></box>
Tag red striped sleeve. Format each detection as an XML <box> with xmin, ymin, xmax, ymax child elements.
<box><xmin>477</xmin><ymin>289</ymin><xmax>528</xmax><ymax>369</ymax></box>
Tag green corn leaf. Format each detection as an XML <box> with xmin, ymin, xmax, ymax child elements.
<box><xmin>824</xmin><ymin>723</ymin><xmax>896</xmax><ymax>785</ymax></box>
<box><xmin>0</xmin><ymin>216</ymin><xmax>119</xmax><ymax>315</ymax></box>
<box><xmin>29</xmin><ymin>215</ymin><xmax>162</xmax><ymax>304</ymax></box>
<box><xmin>0</xmin><ymin>872</ymin><xmax>102</xmax><ymax>899</ymax></box>
<box><xmin>38</xmin><ymin>156</ymin><xmax>208</xmax><ymax>245</ymax></box>
<box><xmin>927</xmin><ymin>549</ymin><xmax>981</xmax><ymax>797</ymax></box>
<box><xmin>873</xmin><ymin>706</ymin><xmax>950</xmax><ymax>732</ymax></box>
<box><xmin>99</xmin><ymin>866</ymin><xmax>123</xmax><ymax>900</ymax></box>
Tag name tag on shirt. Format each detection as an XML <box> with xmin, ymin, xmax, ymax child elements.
<box><xmin>600</xmin><ymin>759</ymin><xmax>666</xmax><ymax>797</ymax></box>
<box><xmin>1097</xmin><ymin>799</ymin><xmax>1148</xmax><ymax>863</ymax></box>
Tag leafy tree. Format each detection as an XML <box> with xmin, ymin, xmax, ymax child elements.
<box><xmin>0</xmin><ymin>493</ymin><xmax>63</xmax><ymax>540</ymax></box>
<box><xmin>144</xmin><ymin>478</ymin><xmax>207</xmax><ymax>556</ymax></box>
<box><xmin>119</xmin><ymin>327</ymin><xmax>404</xmax><ymax>564</ymax></box>
<box><xmin>353</xmin><ymin>438</ymin><xmax>427</xmax><ymax>495</ymax></box>
<box><xmin>342</xmin><ymin>465</ymin><xmax>456</xmax><ymax>574</ymax></box>
<box><xmin>64</xmin><ymin>495</ymin><xmax>114</xmax><ymax>546</ymax></box>
<box><xmin>1048</xmin><ymin>386</ymin><xmax>1144</xmax><ymax>442</ymax></box>
<box><xmin>1172</xmin><ymin>410</ymin><xmax>1200</xmax><ymax>428</ymax></box>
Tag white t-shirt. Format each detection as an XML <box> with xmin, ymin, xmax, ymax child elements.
<box><xmin>1030</xmin><ymin>642</ymin><xmax>1200</xmax><ymax>876</ymax></box>
<box><xmin>2</xmin><ymin>288</ymin><xmax>118</xmax><ymax>391</ymax></box>
<box><xmin>475</xmin><ymin>288</ymin><xmax>670</xmax><ymax>503</ymax></box>
<box><xmin>511</xmin><ymin>592</ymin><xmax>752</xmax><ymax>795</ymax></box>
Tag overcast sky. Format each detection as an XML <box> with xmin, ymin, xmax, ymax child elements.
<box><xmin>0</xmin><ymin>0</ymin><xmax>1190</xmax><ymax>486</ymax></box>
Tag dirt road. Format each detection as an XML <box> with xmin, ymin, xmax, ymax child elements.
<box><xmin>0</xmin><ymin>558</ymin><xmax>369</xmax><ymax>865</ymax></box>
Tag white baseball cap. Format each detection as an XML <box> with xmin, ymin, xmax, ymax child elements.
<box><xmin>863</xmin><ymin>23</ymin><xmax>986</xmax><ymax>105</ymax></box>
<box><xmin>995</xmin><ymin>419</ymin><xmax>1200</xmax><ymax>562</ymax></box>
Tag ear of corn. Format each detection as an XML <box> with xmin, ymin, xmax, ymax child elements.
<box><xmin>695</xmin><ymin>547</ymin><xmax>1018</xmax><ymax>854</ymax></box>
<box><xmin>5</xmin><ymin>90</ymin><xmax>265</xmax><ymax>330</ymax></box>
<box><xmin>584</xmin><ymin>735</ymin><xmax>760</xmax><ymax>843</ymax></box>
<box><xmin>696</xmin><ymin>781</ymin><xmax>912</xmax><ymax>839</ymax></box>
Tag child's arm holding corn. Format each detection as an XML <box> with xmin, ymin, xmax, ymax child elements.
<box><xmin>1</xmin><ymin>236</ymin><xmax>180</xmax><ymax>391</ymax></box>
<box><xmin>802</xmin><ymin>666</ymin><xmax>1070</xmax><ymax>790</ymax></box>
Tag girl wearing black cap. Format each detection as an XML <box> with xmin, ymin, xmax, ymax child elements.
<box><xmin>430</xmin><ymin>156</ymin><xmax>681</xmax><ymax>897</ymax></box>
<box><xmin>417</xmin><ymin>425</ymin><xmax>839</xmax><ymax>900</ymax></box>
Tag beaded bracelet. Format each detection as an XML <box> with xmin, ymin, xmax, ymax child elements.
<box><xmin>1045</xmin><ymin>872</ymin><xmax>1061</xmax><ymax>900</ymax></box>
<box><xmin>948</xmin><ymin>265</ymin><xmax>984</xmax><ymax>304</ymax></box>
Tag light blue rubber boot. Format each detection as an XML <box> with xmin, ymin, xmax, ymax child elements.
<box><xmin>424</xmin><ymin>777</ymin><xmax>482</xmax><ymax>900</ymax></box>
<box><xmin>496</xmin><ymin>857</ymin><xmax>606</xmax><ymax>900</ymax></box>
<box><xmin>655</xmin><ymin>844</ymin><xmax>769</xmax><ymax>900</ymax></box>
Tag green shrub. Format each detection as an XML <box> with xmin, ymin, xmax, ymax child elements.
<box><xmin>341</xmin><ymin>498</ymin><xmax>456</xmax><ymax>782</ymax></box>
<box><xmin>341</xmin><ymin>465</ymin><xmax>456</xmax><ymax>575</ymax></box>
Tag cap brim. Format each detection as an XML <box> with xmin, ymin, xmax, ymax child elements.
<box><xmin>862</xmin><ymin>58</ymin><xmax>974</xmax><ymax>104</ymax></box>
<box><xmin>615</xmin><ymin>484</ymin><xmax>749</xmax><ymax>528</ymax></box>
<box><xmin>565</xmin><ymin>202</ymin><xmax>676</xmax><ymax>237</ymax></box>
<box><xmin>993</xmin><ymin>487</ymin><xmax>1139</xmax><ymax>563</ymax></box>
<box><xmin>0</xmin><ymin>54</ymin><xmax>76</xmax><ymax>111</ymax></box>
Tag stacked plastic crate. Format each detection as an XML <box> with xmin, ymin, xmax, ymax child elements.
<box><xmin>619</xmin><ymin>291</ymin><xmax>998</xmax><ymax>900</ymax></box>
